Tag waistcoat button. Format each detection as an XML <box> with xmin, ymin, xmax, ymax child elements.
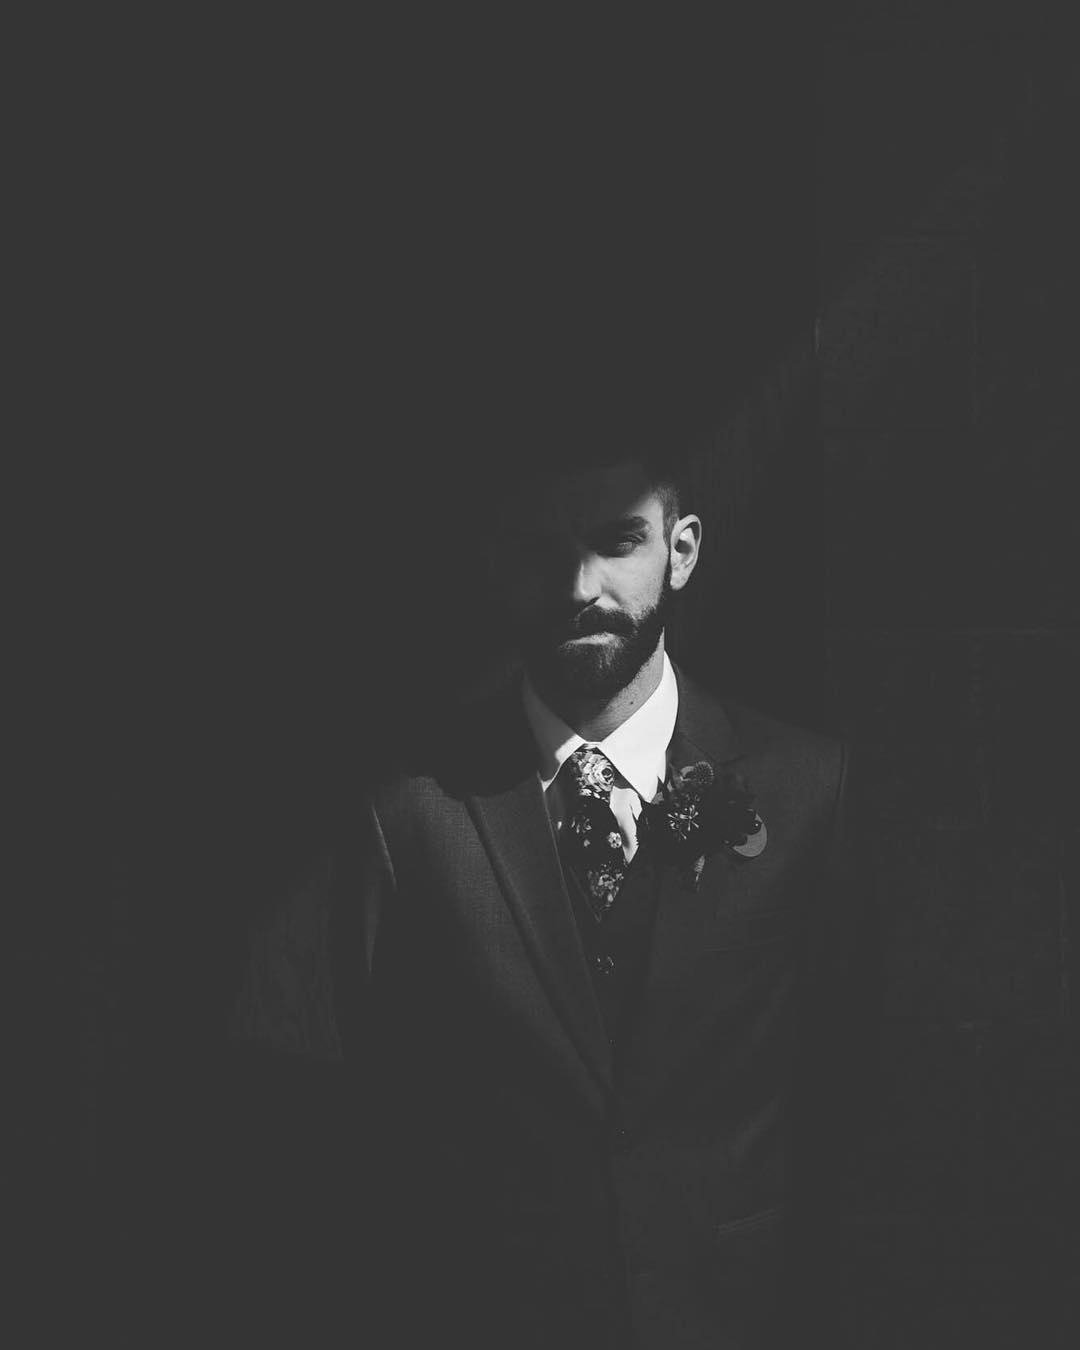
<box><xmin>611</xmin><ymin>1127</ymin><xmax>636</xmax><ymax>1155</ymax></box>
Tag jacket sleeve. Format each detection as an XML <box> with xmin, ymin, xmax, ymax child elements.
<box><xmin>193</xmin><ymin>793</ymin><xmax>403</xmax><ymax>1338</ymax></box>
<box><xmin>103</xmin><ymin>790</ymin><xmax>402</xmax><ymax>1340</ymax></box>
<box><xmin>327</xmin><ymin>794</ymin><xmax>397</xmax><ymax>1062</ymax></box>
<box><xmin>788</xmin><ymin>741</ymin><xmax>883</xmax><ymax>1337</ymax></box>
<box><xmin>225</xmin><ymin>792</ymin><xmax>396</xmax><ymax>1058</ymax></box>
<box><xmin>808</xmin><ymin>741</ymin><xmax>883</xmax><ymax>1136</ymax></box>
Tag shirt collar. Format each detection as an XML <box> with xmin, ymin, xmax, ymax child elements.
<box><xmin>521</xmin><ymin>652</ymin><xmax>679</xmax><ymax>801</ymax></box>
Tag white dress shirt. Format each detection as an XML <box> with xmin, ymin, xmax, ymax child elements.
<box><xmin>521</xmin><ymin>652</ymin><xmax>680</xmax><ymax>862</ymax></box>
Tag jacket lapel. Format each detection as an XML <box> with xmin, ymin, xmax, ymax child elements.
<box><xmin>669</xmin><ymin>664</ymin><xmax>743</xmax><ymax>771</ymax></box>
<box><xmin>466</xmin><ymin>709</ymin><xmax>613</xmax><ymax>1097</ymax></box>
<box><xmin>642</xmin><ymin>666</ymin><xmax>748</xmax><ymax>997</ymax></box>
<box><xmin>463</xmin><ymin>665</ymin><xmax>741</xmax><ymax>1102</ymax></box>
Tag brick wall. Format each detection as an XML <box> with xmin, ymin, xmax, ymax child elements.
<box><xmin>818</xmin><ymin>12</ymin><xmax>1079</xmax><ymax>1344</ymax></box>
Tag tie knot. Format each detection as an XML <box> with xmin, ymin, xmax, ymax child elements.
<box><xmin>566</xmin><ymin>745</ymin><xmax>617</xmax><ymax>802</ymax></box>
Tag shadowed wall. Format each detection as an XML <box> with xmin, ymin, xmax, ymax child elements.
<box><xmin>817</xmin><ymin>7</ymin><xmax>1079</xmax><ymax>1344</ymax></box>
<box><xmin>19</xmin><ymin>9</ymin><xmax>1076</xmax><ymax>1343</ymax></box>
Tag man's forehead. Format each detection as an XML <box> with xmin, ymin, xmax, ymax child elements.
<box><xmin>503</xmin><ymin>460</ymin><xmax>662</xmax><ymax>532</ymax></box>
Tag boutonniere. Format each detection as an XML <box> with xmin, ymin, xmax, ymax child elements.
<box><xmin>637</xmin><ymin>760</ymin><xmax>766</xmax><ymax>890</ymax></box>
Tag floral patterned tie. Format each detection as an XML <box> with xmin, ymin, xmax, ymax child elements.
<box><xmin>561</xmin><ymin>745</ymin><xmax>628</xmax><ymax>921</ymax></box>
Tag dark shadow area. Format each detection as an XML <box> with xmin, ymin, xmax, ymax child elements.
<box><xmin>19</xmin><ymin>8</ymin><xmax>1076</xmax><ymax>1344</ymax></box>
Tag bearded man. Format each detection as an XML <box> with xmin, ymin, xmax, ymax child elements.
<box><xmin>223</xmin><ymin>442</ymin><xmax>877</xmax><ymax>1349</ymax></box>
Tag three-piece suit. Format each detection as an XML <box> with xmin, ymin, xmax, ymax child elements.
<box><xmin>223</xmin><ymin>661</ymin><xmax>875</xmax><ymax>1348</ymax></box>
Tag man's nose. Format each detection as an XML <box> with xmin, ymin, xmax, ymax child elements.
<box><xmin>569</xmin><ymin>551</ymin><xmax>602</xmax><ymax>606</ymax></box>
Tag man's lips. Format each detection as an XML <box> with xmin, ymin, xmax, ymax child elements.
<box><xmin>557</xmin><ymin>615</ymin><xmax>630</xmax><ymax>641</ymax></box>
<box><xmin>534</xmin><ymin>613</ymin><xmax>631</xmax><ymax>647</ymax></box>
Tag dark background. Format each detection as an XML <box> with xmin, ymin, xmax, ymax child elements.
<box><xmin>17</xmin><ymin>4</ymin><xmax>1078</xmax><ymax>1343</ymax></box>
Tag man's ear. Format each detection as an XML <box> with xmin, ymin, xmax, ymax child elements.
<box><xmin>668</xmin><ymin>514</ymin><xmax>702</xmax><ymax>592</ymax></box>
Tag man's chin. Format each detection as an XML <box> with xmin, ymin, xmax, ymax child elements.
<box><xmin>529</xmin><ymin>638</ymin><xmax>635</xmax><ymax>700</ymax></box>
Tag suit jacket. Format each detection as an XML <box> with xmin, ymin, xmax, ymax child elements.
<box><xmin>219</xmin><ymin>663</ymin><xmax>876</xmax><ymax>1349</ymax></box>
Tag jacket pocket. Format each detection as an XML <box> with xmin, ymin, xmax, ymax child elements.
<box><xmin>706</xmin><ymin>1205</ymin><xmax>789</xmax><ymax>1340</ymax></box>
<box><xmin>715</xmin><ymin>1204</ymin><xmax>785</xmax><ymax>1239</ymax></box>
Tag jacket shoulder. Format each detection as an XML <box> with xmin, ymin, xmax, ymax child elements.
<box><xmin>366</xmin><ymin>677</ymin><xmax>533</xmax><ymax>820</ymax></box>
<box><xmin>723</xmin><ymin>697</ymin><xmax>849</xmax><ymax>821</ymax></box>
<box><xmin>678</xmin><ymin>665</ymin><xmax>843</xmax><ymax>763</ymax></box>
<box><xmin>725</xmin><ymin>698</ymin><xmax>844</xmax><ymax>764</ymax></box>
<box><xmin>675</xmin><ymin>661</ymin><xmax>848</xmax><ymax>811</ymax></box>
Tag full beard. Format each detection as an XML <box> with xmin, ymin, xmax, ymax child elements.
<box><xmin>522</xmin><ymin>565</ymin><xmax>675</xmax><ymax>704</ymax></box>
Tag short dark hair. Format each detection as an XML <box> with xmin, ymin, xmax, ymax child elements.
<box><xmin>480</xmin><ymin>357</ymin><xmax>698</xmax><ymax>538</ymax></box>
<box><xmin>484</xmin><ymin>438</ymin><xmax>691</xmax><ymax>548</ymax></box>
<box><xmin>638</xmin><ymin>442</ymin><xmax>691</xmax><ymax>542</ymax></box>
<box><xmin>652</xmin><ymin>476</ymin><xmax>682</xmax><ymax>542</ymax></box>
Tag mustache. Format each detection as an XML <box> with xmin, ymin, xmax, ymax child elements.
<box><xmin>557</xmin><ymin>607</ymin><xmax>635</xmax><ymax>640</ymax></box>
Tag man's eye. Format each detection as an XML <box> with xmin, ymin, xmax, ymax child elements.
<box><xmin>601</xmin><ymin>536</ymin><xmax>641</xmax><ymax>555</ymax></box>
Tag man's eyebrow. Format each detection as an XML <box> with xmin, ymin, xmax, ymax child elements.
<box><xmin>502</xmin><ymin>514</ymin><xmax>652</xmax><ymax>538</ymax></box>
<box><xmin>594</xmin><ymin>514</ymin><xmax>651</xmax><ymax>533</ymax></box>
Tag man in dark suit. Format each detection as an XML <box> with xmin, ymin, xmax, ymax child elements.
<box><xmin>225</xmin><ymin>443</ymin><xmax>875</xmax><ymax>1348</ymax></box>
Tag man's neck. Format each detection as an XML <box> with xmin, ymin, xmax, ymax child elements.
<box><xmin>532</xmin><ymin>640</ymin><xmax>667</xmax><ymax>741</ymax></box>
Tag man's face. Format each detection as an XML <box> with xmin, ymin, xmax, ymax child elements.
<box><xmin>495</xmin><ymin>459</ymin><xmax>697</xmax><ymax>702</ymax></box>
